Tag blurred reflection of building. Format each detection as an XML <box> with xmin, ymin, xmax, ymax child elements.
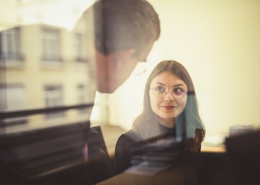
<box><xmin>0</xmin><ymin>12</ymin><xmax>107</xmax><ymax>134</ymax></box>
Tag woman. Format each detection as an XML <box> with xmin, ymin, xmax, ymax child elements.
<box><xmin>114</xmin><ymin>60</ymin><xmax>205</xmax><ymax>184</ymax></box>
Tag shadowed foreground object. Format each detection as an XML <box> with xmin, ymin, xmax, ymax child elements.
<box><xmin>0</xmin><ymin>122</ymin><xmax>114</xmax><ymax>185</ymax></box>
<box><xmin>225</xmin><ymin>129</ymin><xmax>260</xmax><ymax>185</ymax></box>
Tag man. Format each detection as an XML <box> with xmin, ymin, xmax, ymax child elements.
<box><xmin>91</xmin><ymin>0</ymin><xmax>160</xmax><ymax>93</ymax></box>
<box><xmin>84</xmin><ymin>0</ymin><xmax>160</xmax><ymax>184</ymax></box>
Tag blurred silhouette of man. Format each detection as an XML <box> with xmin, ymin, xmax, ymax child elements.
<box><xmin>84</xmin><ymin>0</ymin><xmax>161</xmax><ymax>184</ymax></box>
<box><xmin>91</xmin><ymin>0</ymin><xmax>160</xmax><ymax>93</ymax></box>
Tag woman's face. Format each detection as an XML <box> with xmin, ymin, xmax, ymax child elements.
<box><xmin>149</xmin><ymin>71</ymin><xmax>188</xmax><ymax>121</ymax></box>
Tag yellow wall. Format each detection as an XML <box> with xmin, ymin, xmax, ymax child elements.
<box><xmin>108</xmin><ymin>0</ymin><xmax>260</xmax><ymax>136</ymax></box>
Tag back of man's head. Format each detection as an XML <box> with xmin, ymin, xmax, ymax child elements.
<box><xmin>94</xmin><ymin>0</ymin><xmax>160</xmax><ymax>57</ymax></box>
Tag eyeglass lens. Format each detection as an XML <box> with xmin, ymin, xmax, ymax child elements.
<box><xmin>152</xmin><ymin>86</ymin><xmax>187</xmax><ymax>99</ymax></box>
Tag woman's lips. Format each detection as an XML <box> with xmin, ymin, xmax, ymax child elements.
<box><xmin>160</xmin><ymin>106</ymin><xmax>176</xmax><ymax>110</ymax></box>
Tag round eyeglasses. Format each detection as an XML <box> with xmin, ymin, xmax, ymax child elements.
<box><xmin>150</xmin><ymin>86</ymin><xmax>188</xmax><ymax>99</ymax></box>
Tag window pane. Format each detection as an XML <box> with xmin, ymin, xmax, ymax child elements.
<box><xmin>75</xmin><ymin>33</ymin><xmax>83</xmax><ymax>61</ymax></box>
<box><xmin>0</xmin><ymin>85</ymin><xmax>27</xmax><ymax>125</ymax></box>
<box><xmin>42</xmin><ymin>29</ymin><xmax>60</xmax><ymax>61</ymax></box>
<box><xmin>0</xmin><ymin>28</ymin><xmax>21</xmax><ymax>60</ymax></box>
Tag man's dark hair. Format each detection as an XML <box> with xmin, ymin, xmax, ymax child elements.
<box><xmin>94</xmin><ymin>0</ymin><xmax>160</xmax><ymax>56</ymax></box>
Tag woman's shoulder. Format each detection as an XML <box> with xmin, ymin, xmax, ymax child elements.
<box><xmin>117</xmin><ymin>130</ymin><xmax>143</xmax><ymax>146</ymax></box>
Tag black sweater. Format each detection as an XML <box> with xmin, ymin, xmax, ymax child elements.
<box><xmin>114</xmin><ymin>124</ymin><xmax>205</xmax><ymax>185</ymax></box>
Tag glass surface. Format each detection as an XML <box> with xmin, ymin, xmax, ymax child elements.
<box><xmin>0</xmin><ymin>0</ymin><xmax>98</xmax><ymax>134</ymax></box>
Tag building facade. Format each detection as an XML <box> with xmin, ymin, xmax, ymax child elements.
<box><xmin>0</xmin><ymin>11</ymin><xmax>107</xmax><ymax>134</ymax></box>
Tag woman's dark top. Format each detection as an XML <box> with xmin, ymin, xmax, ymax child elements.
<box><xmin>114</xmin><ymin>124</ymin><xmax>205</xmax><ymax>185</ymax></box>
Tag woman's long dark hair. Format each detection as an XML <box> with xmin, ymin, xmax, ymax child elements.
<box><xmin>132</xmin><ymin>60</ymin><xmax>205</xmax><ymax>152</ymax></box>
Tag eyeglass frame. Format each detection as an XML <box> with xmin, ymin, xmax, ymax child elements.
<box><xmin>150</xmin><ymin>86</ymin><xmax>188</xmax><ymax>99</ymax></box>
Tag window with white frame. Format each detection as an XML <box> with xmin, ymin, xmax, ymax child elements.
<box><xmin>0</xmin><ymin>84</ymin><xmax>27</xmax><ymax>125</ymax></box>
<box><xmin>42</xmin><ymin>29</ymin><xmax>60</xmax><ymax>61</ymax></box>
<box><xmin>45</xmin><ymin>85</ymin><xmax>63</xmax><ymax>118</ymax></box>
<box><xmin>75</xmin><ymin>33</ymin><xmax>83</xmax><ymax>61</ymax></box>
<box><xmin>0</xmin><ymin>27</ymin><xmax>22</xmax><ymax>61</ymax></box>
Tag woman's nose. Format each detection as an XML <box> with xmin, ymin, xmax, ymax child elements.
<box><xmin>164</xmin><ymin>91</ymin><xmax>174</xmax><ymax>101</ymax></box>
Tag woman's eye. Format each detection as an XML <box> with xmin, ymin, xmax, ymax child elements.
<box><xmin>173</xmin><ymin>87</ymin><xmax>184</xmax><ymax>94</ymax></box>
<box><xmin>155</xmin><ymin>86</ymin><xmax>165</xmax><ymax>92</ymax></box>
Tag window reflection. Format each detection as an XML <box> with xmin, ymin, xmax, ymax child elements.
<box><xmin>75</xmin><ymin>33</ymin><xmax>83</xmax><ymax>61</ymax></box>
<box><xmin>0</xmin><ymin>10</ymin><xmax>101</xmax><ymax>134</ymax></box>
<box><xmin>0</xmin><ymin>27</ymin><xmax>23</xmax><ymax>64</ymax></box>
<box><xmin>0</xmin><ymin>84</ymin><xmax>27</xmax><ymax>125</ymax></box>
<box><xmin>45</xmin><ymin>85</ymin><xmax>63</xmax><ymax>118</ymax></box>
<box><xmin>42</xmin><ymin>28</ymin><xmax>60</xmax><ymax>61</ymax></box>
